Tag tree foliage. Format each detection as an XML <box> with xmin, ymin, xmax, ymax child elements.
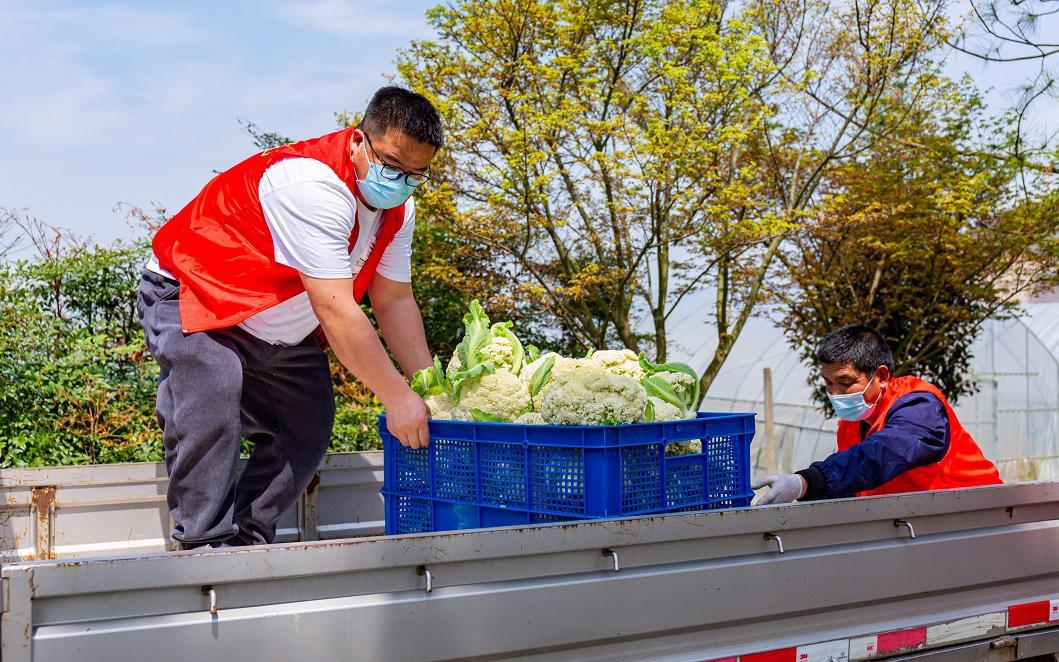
<box><xmin>400</xmin><ymin>0</ymin><xmax>776</xmax><ymax>356</ymax></box>
<box><xmin>0</xmin><ymin>210</ymin><xmax>386</xmax><ymax>467</ymax></box>
<box><xmin>0</xmin><ymin>211</ymin><xmax>160</xmax><ymax>467</ymax></box>
<box><xmin>397</xmin><ymin>0</ymin><xmax>955</xmax><ymax>400</ymax></box>
<box><xmin>776</xmin><ymin>84</ymin><xmax>1059</xmax><ymax>406</ymax></box>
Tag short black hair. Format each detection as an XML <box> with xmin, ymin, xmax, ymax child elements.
<box><xmin>361</xmin><ymin>86</ymin><xmax>444</xmax><ymax>149</ymax></box>
<box><xmin>815</xmin><ymin>324</ymin><xmax>895</xmax><ymax>375</ymax></box>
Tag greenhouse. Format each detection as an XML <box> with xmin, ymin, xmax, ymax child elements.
<box><xmin>666</xmin><ymin>296</ymin><xmax>1059</xmax><ymax>482</ymax></box>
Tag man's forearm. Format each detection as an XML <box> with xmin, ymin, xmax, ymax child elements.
<box><xmin>311</xmin><ymin>292</ymin><xmax>411</xmax><ymax>405</ymax></box>
<box><xmin>373</xmin><ymin>294</ymin><xmax>432</xmax><ymax>378</ymax></box>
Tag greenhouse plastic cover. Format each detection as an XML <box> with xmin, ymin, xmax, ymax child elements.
<box><xmin>660</xmin><ymin>294</ymin><xmax>1059</xmax><ymax>482</ymax></box>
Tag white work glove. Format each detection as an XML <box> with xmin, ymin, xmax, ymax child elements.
<box><xmin>752</xmin><ymin>473</ymin><xmax>807</xmax><ymax>505</ymax></box>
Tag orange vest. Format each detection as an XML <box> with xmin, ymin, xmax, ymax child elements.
<box><xmin>153</xmin><ymin>127</ymin><xmax>405</xmax><ymax>334</ymax></box>
<box><xmin>837</xmin><ymin>376</ymin><xmax>1001</xmax><ymax>496</ymax></box>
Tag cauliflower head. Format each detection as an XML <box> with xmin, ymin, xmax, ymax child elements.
<box><xmin>645</xmin><ymin>396</ymin><xmax>684</xmax><ymax>422</ymax></box>
<box><xmin>480</xmin><ymin>335</ymin><xmax>516</xmax><ymax>368</ymax></box>
<box><xmin>448</xmin><ymin>336</ymin><xmax>520</xmax><ymax>378</ymax></box>
<box><xmin>540</xmin><ymin>368</ymin><xmax>647</xmax><ymax>425</ymax></box>
<box><xmin>446</xmin><ymin>352</ymin><xmax>462</xmax><ymax>379</ymax></box>
<box><xmin>453</xmin><ymin>368</ymin><xmax>531</xmax><ymax>422</ymax></box>
<box><xmin>666</xmin><ymin>440</ymin><xmax>702</xmax><ymax>456</ymax></box>
<box><xmin>424</xmin><ymin>393</ymin><xmax>454</xmax><ymax>420</ymax></box>
<box><xmin>654</xmin><ymin>370</ymin><xmax>696</xmax><ymax>403</ymax></box>
<box><xmin>588</xmin><ymin>349</ymin><xmax>643</xmax><ymax>380</ymax></box>
<box><xmin>520</xmin><ymin>353</ymin><xmax>588</xmax><ymax>382</ymax></box>
<box><xmin>521</xmin><ymin>352</ymin><xmax>592</xmax><ymax>408</ymax></box>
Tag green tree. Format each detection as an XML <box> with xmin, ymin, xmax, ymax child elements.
<box><xmin>397</xmin><ymin>0</ymin><xmax>954</xmax><ymax>401</ymax></box>
<box><xmin>776</xmin><ymin>85</ymin><xmax>1059</xmax><ymax>406</ymax></box>
<box><xmin>399</xmin><ymin>0</ymin><xmax>775</xmax><ymax>358</ymax></box>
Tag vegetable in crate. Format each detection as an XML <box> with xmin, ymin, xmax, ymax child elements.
<box><xmin>539</xmin><ymin>370</ymin><xmax>646</xmax><ymax>425</ymax></box>
<box><xmin>409</xmin><ymin>300</ymin><xmax>703</xmax><ymax>429</ymax></box>
<box><xmin>454</xmin><ymin>368</ymin><xmax>531</xmax><ymax>422</ymax></box>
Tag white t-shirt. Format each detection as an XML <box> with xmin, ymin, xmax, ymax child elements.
<box><xmin>146</xmin><ymin>157</ymin><xmax>415</xmax><ymax>345</ymax></box>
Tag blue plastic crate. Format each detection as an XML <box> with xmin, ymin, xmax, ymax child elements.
<box><xmin>381</xmin><ymin>412</ymin><xmax>756</xmax><ymax>535</ymax></box>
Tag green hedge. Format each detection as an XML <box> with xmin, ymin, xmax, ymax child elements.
<box><xmin>0</xmin><ymin>240</ymin><xmax>383</xmax><ymax>468</ymax></box>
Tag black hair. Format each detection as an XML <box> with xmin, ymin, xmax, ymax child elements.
<box><xmin>815</xmin><ymin>324</ymin><xmax>895</xmax><ymax>375</ymax></box>
<box><xmin>360</xmin><ymin>86</ymin><xmax>445</xmax><ymax>149</ymax></box>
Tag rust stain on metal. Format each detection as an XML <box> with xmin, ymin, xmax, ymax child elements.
<box><xmin>31</xmin><ymin>486</ymin><xmax>56</xmax><ymax>517</ymax></box>
<box><xmin>305</xmin><ymin>472</ymin><xmax>321</xmax><ymax>495</ymax></box>
<box><xmin>31</xmin><ymin>486</ymin><xmax>57</xmax><ymax>561</ymax></box>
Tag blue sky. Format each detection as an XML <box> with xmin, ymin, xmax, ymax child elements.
<box><xmin>0</xmin><ymin>0</ymin><xmax>436</xmax><ymax>247</ymax></box>
<box><xmin>1</xmin><ymin>0</ymin><xmax>1055</xmax><ymax>250</ymax></box>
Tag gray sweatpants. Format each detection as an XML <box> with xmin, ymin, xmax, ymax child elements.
<box><xmin>136</xmin><ymin>270</ymin><xmax>335</xmax><ymax>548</ymax></box>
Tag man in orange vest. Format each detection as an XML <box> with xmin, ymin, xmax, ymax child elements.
<box><xmin>753</xmin><ymin>324</ymin><xmax>1001</xmax><ymax>504</ymax></box>
<box><xmin>137</xmin><ymin>87</ymin><xmax>441</xmax><ymax>548</ymax></box>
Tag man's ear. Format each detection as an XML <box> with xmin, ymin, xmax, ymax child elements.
<box><xmin>876</xmin><ymin>364</ymin><xmax>892</xmax><ymax>387</ymax></box>
<box><xmin>349</xmin><ymin>128</ymin><xmax>365</xmax><ymax>150</ymax></box>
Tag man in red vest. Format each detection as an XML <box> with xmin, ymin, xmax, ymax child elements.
<box><xmin>137</xmin><ymin>87</ymin><xmax>442</xmax><ymax>548</ymax></box>
<box><xmin>753</xmin><ymin>324</ymin><xmax>1001</xmax><ymax>504</ymax></box>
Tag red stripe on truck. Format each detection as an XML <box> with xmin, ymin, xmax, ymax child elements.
<box><xmin>741</xmin><ymin>649</ymin><xmax>796</xmax><ymax>662</ymax></box>
<box><xmin>1009</xmin><ymin>601</ymin><xmax>1051</xmax><ymax>628</ymax></box>
<box><xmin>877</xmin><ymin>627</ymin><xmax>927</xmax><ymax>652</ymax></box>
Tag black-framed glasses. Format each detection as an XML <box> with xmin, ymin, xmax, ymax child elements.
<box><xmin>362</xmin><ymin>131</ymin><xmax>431</xmax><ymax>187</ymax></box>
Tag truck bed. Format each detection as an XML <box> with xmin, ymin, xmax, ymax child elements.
<box><xmin>3</xmin><ymin>461</ymin><xmax>1059</xmax><ymax>661</ymax></box>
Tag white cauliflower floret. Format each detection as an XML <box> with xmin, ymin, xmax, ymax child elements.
<box><xmin>454</xmin><ymin>368</ymin><xmax>531</xmax><ymax>422</ymax></box>
<box><xmin>654</xmin><ymin>370</ymin><xmax>696</xmax><ymax>406</ymax></box>
<box><xmin>589</xmin><ymin>349</ymin><xmax>643</xmax><ymax>380</ymax></box>
<box><xmin>514</xmin><ymin>411</ymin><xmax>546</xmax><ymax>425</ymax></box>
<box><xmin>540</xmin><ymin>368</ymin><xmax>647</xmax><ymax>425</ymax></box>
<box><xmin>447</xmin><ymin>337</ymin><xmax>519</xmax><ymax>378</ymax></box>
<box><xmin>424</xmin><ymin>393</ymin><xmax>454</xmax><ymax>420</ymax></box>
<box><xmin>446</xmin><ymin>352</ymin><xmax>462</xmax><ymax>379</ymax></box>
<box><xmin>520</xmin><ymin>353</ymin><xmax>587</xmax><ymax>383</ymax></box>
<box><xmin>646</xmin><ymin>396</ymin><xmax>684</xmax><ymax>422</ymax></box>
<box><xmin>655</xmin><ymin>370</ymin><xmax>695</xmax><ymax>390</ymax></box>
<box><xmin>480</xmin><ymin>335</ymin><xmax>515</xmax><ymax>368</ymax></box>
<box><xmin>521</xmin><ymin>353</ymin><xmax>591</xmax><ymax>408</ymax></box>
<box><xmin>518</xmin><ymin>353</ymin><xmax>552</xmax><ymax>385</ymax></box>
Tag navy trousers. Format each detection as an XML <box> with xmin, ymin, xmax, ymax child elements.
<box><xmin>136</xmin><ymin>270</ymin><xmax>334</xmax><ymax>548</ymax></box>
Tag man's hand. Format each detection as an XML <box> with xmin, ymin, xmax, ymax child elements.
<box><xmin>752</xmin><ymin>473</ymin><xmax>807</xmax><ymax>505</ymax></box>
<box><xmin>385</xmin><ymin>389</ymin><xmax>431</xmax><ymax>449</ymax></box>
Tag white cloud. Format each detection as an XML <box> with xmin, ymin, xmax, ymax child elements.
<box><xmin>0</xmin><ymin>2</ymin><xmax>208</xmax><ymax>146</ymax></box>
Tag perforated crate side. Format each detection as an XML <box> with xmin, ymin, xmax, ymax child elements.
<box><xmin>380</xmin><ymin>412</ymin><xmax>756</xmax><ymax>534</ymax></box>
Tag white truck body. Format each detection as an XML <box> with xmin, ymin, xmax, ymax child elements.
<box><xmin>3</xmin><ymin>453</ymin><xmax>1059</xmax><ymax>661</ymax></box>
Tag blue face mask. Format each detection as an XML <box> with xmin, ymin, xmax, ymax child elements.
<box><xmin>827</xmin><ymin>371</ymin><xmax>882</xmax><ymax>421</ymax></box>
<box><xmin>356</xmin><ymin>142</ymin><xmax>417</xmax><ymax>209</ymax></box>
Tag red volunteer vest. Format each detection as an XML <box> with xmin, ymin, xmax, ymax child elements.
<box><xmin>837</xmin><ymin>376</ymin><xmax>1001</xmax><ymax>496</ymax></box>
<box><xmin>152</xmin><ymin>127</ymin><xmax>405</xmax><ymax>333</ymax></box>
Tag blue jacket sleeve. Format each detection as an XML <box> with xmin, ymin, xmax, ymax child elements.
<box><xmin>799</xmin><ymin>392</ymin><xmax>950</xmax><ymax>499</ymax></box>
